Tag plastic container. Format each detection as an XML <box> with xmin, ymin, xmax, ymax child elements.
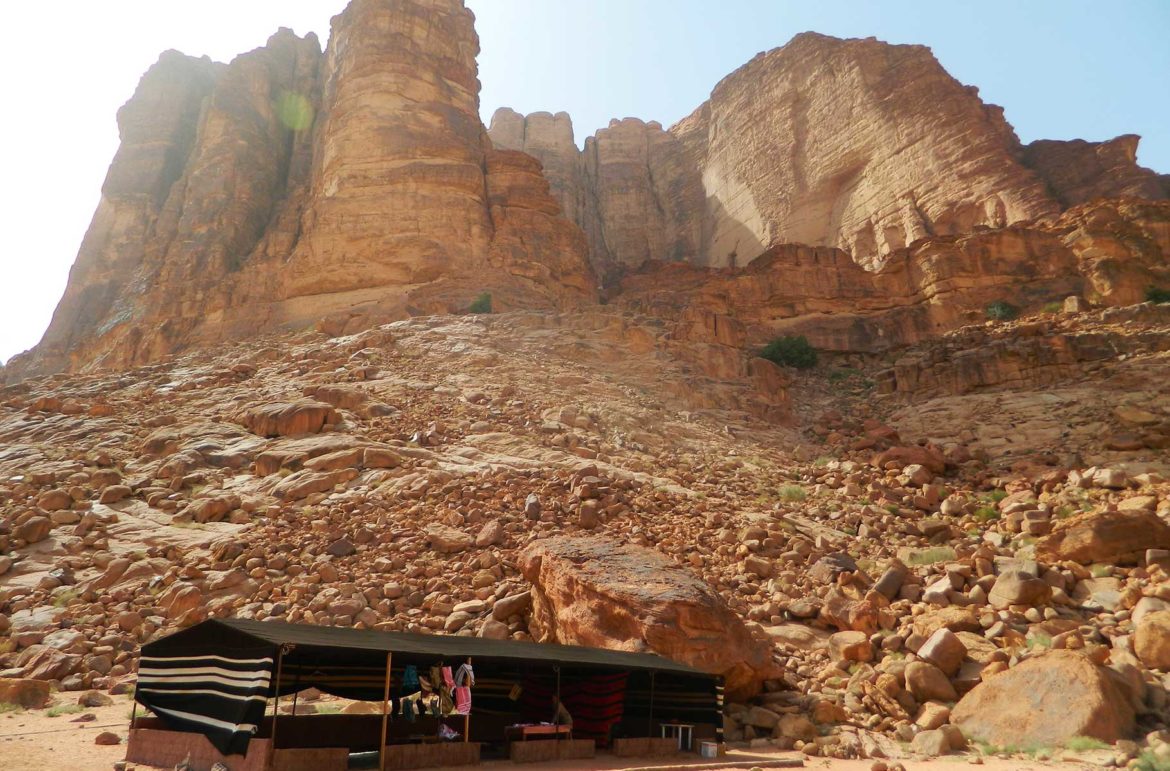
<box><xmin>700</xmin><ymin>742</ymin><xmax>718</xmax><ymax>758</ymax></box>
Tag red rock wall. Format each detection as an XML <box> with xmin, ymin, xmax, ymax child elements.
<box><xmin>10</xmin><ymin>0</ymin><xmax>596</xmax><ymax>380</ymax></box>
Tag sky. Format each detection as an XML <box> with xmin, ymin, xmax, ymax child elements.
<box><xmin>0</xmin><ymin>1</ymin><xmax>1167</xmax><ymax>366</ymax></box>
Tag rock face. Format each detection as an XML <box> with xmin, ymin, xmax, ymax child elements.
<box><xmin>8</xmin><ymin>0</ymin><xmax>595</xmax><ymax>381</ymax></box>
<box><xmin>670</xmin><ymin>33</ymin><xmax>1058</xmax><ymax>270</ymax></box>
<box><xmin>614</xmin><ymin>199</ymin><xmax>1170</xmax><ymax>354</ymax></box>
<box><xmin>6</xmin><ymin>2</ymin><xmax>1169</xmax><ymax>385</ymax></box>
<box><xmin>1022</xmin><ymin>135</ymin><xmax>1169</xmax><ymax>206</ymax></box>
<box><xmin>491</xmin><ymin>33</ymin><xmax>1093</xmax><ymax>277</ymax></box>
<box><xmin>951</xmin><ymin>651</ymin><xmax>1136</xmax><ymax>746</ymax></box>
<box><xmin>489</xmin><ymin>110</ymin><xmax>704</xmax><ymax>283</ymax></box>
<box><xmin>519</xmin><ymin>536</ymin><xmax>777</xmax><ymax>700</ymax></box>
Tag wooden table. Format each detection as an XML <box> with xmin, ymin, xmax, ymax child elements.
<box><xmin>506</xmin><ymin>724</ymin><xmax>572</xmax><ymax>741</ymax></box>
<box><xmin>660</xmin><ymin>723</ymin><xmax>694</xmax><ymax>751</ymax></box>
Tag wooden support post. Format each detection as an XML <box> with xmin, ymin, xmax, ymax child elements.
<box><xmin>379</xmin><ymin>651</ymin><xmax>393</xmax><ymax>771</ymax></box>
<box><xmin>129</xmin><ymin>700</ymin><xmax>137</xmax><ymax>732</ymax></box>
<box><xmin>271</xmin><ymin>646</ymin><xmax>286</xmax><ymax>752</ymax></box>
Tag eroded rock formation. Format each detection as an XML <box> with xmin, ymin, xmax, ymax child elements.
<box><xmin>1023</xmin><ymin>135</ymin><xmax>1169</xmax><ymax>207</ymax></box>
<box><xmin>7</xmin><ymin>0</ymin><xmax>595</xmax><ymax>381</ymax></box>
<box><xmin>493</xmin><ymin>34</ymin><xmax>1167</xmax><ymax>282</ymax></box>
<box><xmin>614</xmin><ymin>199</ymin><xmax>1170</xmax><ymax>353</ymax></box>
<box><xmin>7</xmin><ymin>1</ymin><xmax>1168</xmax><ymax>384</ymax></box>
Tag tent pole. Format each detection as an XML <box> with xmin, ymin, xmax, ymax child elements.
<box><xmin>647</xmin><ymin>671</ymin><xmax>656</xmax><ymax>738</ymax></box>
<box><xmin>555</xmin><ymin>665</ymin><xmax>562</xmax><ymax>742</ymax></box>
<box><xmin>271</xmin><ymin>646</ymin><xmax>285</xmax><ymax>755</ymax></box>
<box><xmin>129</xmin><ymin>700</ymin><xmax>137</xmax><ymax>732</ymax></box>
<box><xmin>379</xmin><ymin>651</ymin><xmax>393</xmax><ymax>771</ymax></box>
<box><xmin>463</xmin><ymin>656</ymin><xmax>471</xmax><ymax>744</ymax></box>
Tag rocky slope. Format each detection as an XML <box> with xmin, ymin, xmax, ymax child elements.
<box><xmin>1</xmin><ymin>303</ymin><xmax>1170</xmax><ymax>763</ymax></box>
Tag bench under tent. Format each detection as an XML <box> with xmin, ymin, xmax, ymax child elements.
<box><xmin>127</xmin><ymin>618</ymin><xmax>725</xmax><ymax>770</ymax></box>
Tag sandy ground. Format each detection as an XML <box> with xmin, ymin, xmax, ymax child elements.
<box><xmin>0</xmin><ymin>698</ymin><xmax>1113</xmax><ymax>771</ymax></box>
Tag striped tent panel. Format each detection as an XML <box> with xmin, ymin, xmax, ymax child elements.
<box><xmin>136</xmin><ymin>648</ymin><xmax>275</xmax><ymax>756</ymax></box>
<box><xmin>519</xmin><ymin>672</ymin><xmax>627</xmax><ymax>744</ymax></box>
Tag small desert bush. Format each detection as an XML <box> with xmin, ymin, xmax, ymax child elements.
<box><xmin>758</xmin><ymin>335</ymin><xmax>817</xmax><ymax>369</ymax></box>
<box><xmin>469</xmin><ymin>292</ymin><xmax>493</xmax><ymax>314</ymax></box>
<box><xmin>1147</xmin><ymin>286</ymin><xmax>1170</xmax><ymax>304</ymax></box>
<box><xmin>973</xmin><ymin>506</ymin><xmax>1000</xmax><ymax>522</ymax></box>
<box><xmin>985</xmin><ymin>300</ymin><xmax>1019</xmax><ymax>321</ymax></box>
<box><xmin>778</xmin><ymin>485</ymin><xmax>807</xmax><ymax>502</ymax></box>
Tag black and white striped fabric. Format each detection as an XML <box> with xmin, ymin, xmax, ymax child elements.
<box><xmin>136</xmin><ymin>647</ymin><xmax>274</xmax><ymax>755</ymax></box>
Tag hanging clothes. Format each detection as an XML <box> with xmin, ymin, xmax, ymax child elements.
<box><xmin>454</xmin><ymin>686</ymin><xmax>472</xmax><ymax>715</ymax></box>
<box><xmin>402</xmin><ymin>665</ymin><xmax>420</xmax><ymax>693</ymax></box>
<box><xmin>398</xmin><ymin>692</ymin><xmax>420</xmax><ymax>721</ymax></box>
<box><xmin>454</xmin><ymin>663</ymin><xmax>475</xmax><ymax>688</ymax></box>
<box><xmin>439</xmin><ymin>687</ymin><xmax>454</xmax><ymax>716</ymax></box>
<box><xmin>441</xmin><ymin>666</ymin><xmax>456</xmax><ymax>690</ymax></box>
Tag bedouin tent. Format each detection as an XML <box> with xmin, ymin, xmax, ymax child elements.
<box><xmin>135</xmin><ymin>618</ymin><xmax>724</xmax><ymax>755</ymax></box>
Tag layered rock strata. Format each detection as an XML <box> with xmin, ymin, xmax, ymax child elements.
<box><xmin>8</xmin><ymin>0</ymin><xmax>595</xmax><ymax>381</ymax></box>
<box><xmin>9</xmin><ymin>5</ymin><xmax>1169</xmax><ymax>382</ymax></box>
<box><xmin>614</xmin><ymin>200</ymin><xmax>1170</xmax><ymax>353</ymax></box>
<box><xmin>493</xmin><ymin>34</ymin><xmax>1167</xmax><ymax>281</ymax></box>
<box><xmin>1022</xmin><ymin>135</ymin><xmax>1169</xmax><ymax>207</ymax></box>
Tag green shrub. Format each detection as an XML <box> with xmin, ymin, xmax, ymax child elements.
<box><xmin>469</xmin><ymin>292</ymin><xmax>492</xmax><ymax>314</ymax></box>
<box><xmin>1064</xmin><ymin>736</ymin><xmax>1110</xmax><ymax>752</ymax></box>
<box><xmin>1147</xmin><ymin>286</ymin><xmax>1170</xmax><ymax>304</ymax></box>
<box><xmin>973</xmin><ymin>506</ymin><xmax>1000</xmax><ymax>522</ymax></box>
<box><xmin>985</xmin><ymin>300</ymin><xmax>1019</xmax><ymax>321</ymax></box>
<box><xmin>758</xmin><ymin>336</ymin><xmax>817</xmax><ymax>369</ymax></box>
<box><xmin>779</xmin><ymin>485</ymin><xmax>807</xmax><ymax>502</ymax></box>
<box><xmin>1041</xmin><ymin>301</ymin><xmax>1063</xmax><ymax>314</ymax></box>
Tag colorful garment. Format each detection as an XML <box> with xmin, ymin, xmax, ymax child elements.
<box><xmin>454</xmin><ymin>663</ymin><xmax>475</xmax><ymax>687</ymax></box>
<box><xmin>402</xmin><ymin>665</ymin><xmax>420</xmax><ymax>693</ymax></box>
<box><xmin>454</xmin><ymin>685</ymin><xmax>472</xmax><ymax>715</ymax></box>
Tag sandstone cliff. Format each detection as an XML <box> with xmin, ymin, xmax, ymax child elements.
<box><xmin>492</xmin><ymin>33</ymin><xmax>1168</xmax><ymax>281</ymax></box>
<box><xmin>491</xmin><ymin>33</ymin><xmax>1068</xmax><ymax>276</ymax></box>
<box><xmin>615</xmin><ymin>199</ymin><xmax>1170</xmax><ymax>354</ymax></box>
<box><xmin>1022</xmin><ymin>134</ymin><xmax>1169</xmax><ymax>207</ymax></box>
<box><xmin>9</xmin><ymin>4</ymin><xmax>1169</xmax><ymax>382</ymax></box>
<box><xmin>7</xmin><ymin>0</ymin><xmax>595</xmax><ymax>381</ymax></box>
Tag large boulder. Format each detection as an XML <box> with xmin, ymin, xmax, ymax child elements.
<box><xmin>1034</xmin><ymin>510</ymin><xmax>1170</xmax><ymax>565</ymax></box>
<box><xmin>951</xmin><ymin>651</ymin><xmax>1135</xmax><ymax>746</ymax></box>
<box><xmin>1135</xmin><ymin>611</ymin><xmax>1170</xmax><ymax>670</ymax></box>
<box><xmin>520</xmin><ymin>536</ymin><xmax>777</xmax><ymax>700</ymax></box>
<box><xmin>236</xmin><ymin>400</ymin><xmax>339</xmax><ymax>437</ymax></box>
<box><xmin>0</xmin><ymin>678</ymin><xmax>52</xmax><ymax>708</ymax></box>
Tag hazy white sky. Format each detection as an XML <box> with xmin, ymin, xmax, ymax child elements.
<box><xmin>1</xmin><ymin>1</ymin><xmax>1167</xmax><ymax>365</ymax></box>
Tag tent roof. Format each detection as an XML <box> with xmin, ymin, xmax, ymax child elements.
<box><xmin>145</xmin><ymin>618</ymin><xmax>713</xmax><ymax>678</ymax></box>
